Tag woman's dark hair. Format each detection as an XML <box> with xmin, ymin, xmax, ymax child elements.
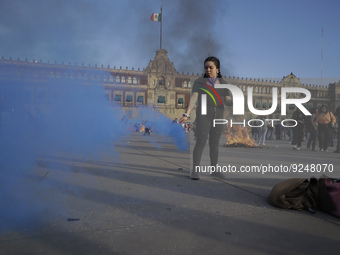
<box><xmin>203</xmin><ymin>56</ymin><xmax>222</xmax><ymax>78</ymax></box>
<box><xmin>320</xmin><ymin>104</ymin><xmax>329</xmax><ymax>113</ymax></box>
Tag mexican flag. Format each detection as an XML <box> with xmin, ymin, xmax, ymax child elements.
<box><xmin>151</xmin><ymin>13</ymin><xmax>162</xmax><ymax>22</ymax></box>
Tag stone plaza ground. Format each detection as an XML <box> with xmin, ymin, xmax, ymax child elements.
<box><xmin>1</xmin><ymin>131</ymin><xmax>340</xmax><ymax>255</ymax></box>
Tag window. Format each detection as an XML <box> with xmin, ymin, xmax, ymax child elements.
<box><xmin>137</xmin><ymin>96</ymin><xmax>144</xmax><ymax>103</ymax></box>
<box><xmin>121</xmin><ymin>76</ymin><xmax>125</xmax><ymax>83</ymax></box>
<box><xmin>178</xmin><ymin>98</ymin><xmax>184</xmax><ymax>104</ymax></box>
<box><xmin>184</xmin><ymin>81</ymin><xmax>188</xmax><ymax>88</ymax></box>
<box><xmin>116</xmin><ymin>75</ymin><xmax>120</xmax><ymax>83</ymax></box>
<box><xmin>256</xmin><ymin>102</ymin><xmax>261</xmax><ymax>108</ymax></box>
<box><xmin>158</xmin><ymin>96</ymin><xmax>166</xmax><ymax>103</ymax></box>
<box><xmin>128</xmin><ymin>77</ymin><xmax>132</xmax><ymax>84</ymax></box>
<box><xmin>133</xmin><ymin>77</ymin><xmax>137</xmax><ymax>84</ymax></box>
<box><xmin>114</xmin><ymin>95</ymin><xmax>122</xmax><ymax>101</ymax></box>
<box><xmin>262</xmin><ymin>102</ymin><xmax>267</xmax><ymax>108</ymax></box>
<box><xmin>126</xmin><ymin>95</ymin><xmax>133</xmax><ymax>102</ymax></box>
<box><xmin>289</xmin><ymin>104</ymin><xmax>295</xmax><ymax>110</ymax></box>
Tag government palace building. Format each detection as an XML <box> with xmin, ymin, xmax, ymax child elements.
<box><xmin>1</xmin><ymin>49</ymin><xmax>339</xmax><ymax>122</ymax></box>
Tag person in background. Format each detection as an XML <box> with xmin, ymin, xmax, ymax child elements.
<box><xmin>179</xmin><ymin>56</ymin><xmax>231</xmax><ymax>180</ymax></box>
<box><xmin>291</xmin><ymin>109</ymin><xmax>299</xmax><ymax>146</ymax></box>
<box><xmin>306</xmin><ymin>108</ymin><xmax>318</xmax><ymax>151</ymax></box>
<box><xmin>266</xmin><ymin>124</ymin><xmax>274</xmax><ymax>141</ymax></box>
<box><xmin>293</xmin><ymin>108</ymin><xmax>305</xmax><ymax>150</ymax></box>
<box><xmin>172</xmin><ymin>118</ymin><xmax>179</xmax><ymax>124</ymax></box>
<box><xmin>257</xmin><ymin>115</ymin><xmax>269</xmax><ymax>147</ymax></box>
<box><xmin>275</xmin><ymin>122</ymin><xmax>281</xmax><ymax>140</ymax></box>
<box><xmin>318</xmin><ymin>105</ymin><xmax>336</xmax><ymax>152</ymax></box>
<box><xmin>334</xmin><ymin>106</ymin><xmax>340</xmax><ymax>153</ymax></box>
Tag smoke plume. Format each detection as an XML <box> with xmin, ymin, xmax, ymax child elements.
<box><xmin>0</xmin><ymin>66</ymin><xmax>188</xmax><ymax>233</ymax></box>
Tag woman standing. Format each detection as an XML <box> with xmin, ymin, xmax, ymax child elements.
<box><xmin>306</xmin><ymin>108</ymin><xmax>318</xmax><ymax>151</ymax></box>
<box><xmin>318</xmin><ymin>105</ymin><xmax>336</xmax><ymax>151</ymax></box>
<box><xmin>180</xmin><ymin>57</ymin><xmax>231</xmax><ymax>180</ymax></box>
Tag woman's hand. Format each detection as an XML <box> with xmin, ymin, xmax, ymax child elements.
<box><xmin>179</xmin><ymin>116</ymin><xmax>188</xmax><ymax>123</ymax></box>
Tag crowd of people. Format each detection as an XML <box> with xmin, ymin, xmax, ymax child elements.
<box><xmin>251</xmin><ymin>105</ymin><xmax>340</xmax><ymax>152</ymax></box>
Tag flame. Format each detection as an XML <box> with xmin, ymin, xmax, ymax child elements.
<box><xmin>139</xmin><ymin>124</ymin><xmax>145</xmax><ymax>132</ymax></box>
<box><xmin>224</xmin><ymin>126</ymin><xmax>257</xmax><ymax>147</ymax></box>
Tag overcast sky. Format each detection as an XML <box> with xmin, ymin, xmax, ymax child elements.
<box><xmin>0</xmin><ymin>0</ymin><xmax>339</xmax><ymax>85</ymax></box>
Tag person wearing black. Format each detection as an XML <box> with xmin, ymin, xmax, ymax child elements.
<box><xmin>306</xmin><ymin>108</ymin><xmax>318</xmax><ymax>151</ymax></box>
<box><xmin>334</xmin><ymin>106</ymin><xmax>340</xmax><ymax>153</ymax></box>
<box><xmin>180</xmin><ymin>57</ymin><xmax>231</xmax><ymax>180</ymax></box>
<box><xmin>291</xmin><ymin>109</ymin><xmax>299</xmax><ymax>146</ymax></box>
<box><xmin>292</xmin><ymin>108</ymin><xmax>305</xmax><ymax>150</ymax></box>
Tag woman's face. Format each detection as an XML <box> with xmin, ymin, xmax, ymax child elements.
<box><xmin>321</xmin><ymin>106</ymin><xmax>327</xmax><ymax>113</ymax></box>
<box><xmin>204</xmin><ymin>61</ymin><xmax>219</xmax><ymax>78</ymax></box>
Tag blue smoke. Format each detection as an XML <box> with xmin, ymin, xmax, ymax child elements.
<box><xmin>0</xmin><ymin>72</ymin><xmax>127</xmax><ymax>233</ymax></box>
<box><xmin>0</xmin><ymin>68</ymin><xmax>188</xmax><ymax>233</ymax></box>
<box><xmin>138</xmin><ymin>106</ymin><xmax>189</xmax><ymax>152</ymax></box>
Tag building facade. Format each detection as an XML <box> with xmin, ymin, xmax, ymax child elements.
<box><xmin>1</xmin><ymin>49</ymin><xmax>339</xmax><ymax>122</ymax></box>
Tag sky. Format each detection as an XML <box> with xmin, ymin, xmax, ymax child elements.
<box><xmin>0</xmin><ymin>0</ymin><xmax>339</xmax><ymax>85</ymax></box>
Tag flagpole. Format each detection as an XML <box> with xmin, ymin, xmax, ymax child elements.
<box><xmin>160</xmin><ymin>5</ymin><xmax>162</xmax><ymax>49</ymax></box>
<box><xmin>321</xmin><ymin>27</ymin><xmax>323</xmax><ymax>86</ymax></box>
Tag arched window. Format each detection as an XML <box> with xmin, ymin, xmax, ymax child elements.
<box><xmin>184</xmin><ymin>81</ymin><xmax>188</xmax><ymax>88</ymax></box>
<box><xmin>116</xmin><ymin>75</ymin><xmax>120</xmax><ymax>83</ymax></box>
<box><xmin>128</xmin><ymin>77</ymin><xmax>132</xmax><ymax>84</ymax></box>
<box><xmin>121</xmin><ymin>76</ymin><xmax>125</xmax><ymax>83</ymax></box>
<box><xmin>133</xmin><ymin>77</ymin><xmax>137</xmax><ymax>84</ymax></box>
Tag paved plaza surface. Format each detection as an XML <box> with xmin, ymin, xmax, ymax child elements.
<box><xmin>1</xmin><ymin>131</ymin><xmax>340</xmax><ymax>255</ymax></box>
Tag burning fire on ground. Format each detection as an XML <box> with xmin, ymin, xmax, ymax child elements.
<box><xmin>224</xmin><ymin>126</ymin><xmax>260</xmax><ymax>148</ymax></box>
